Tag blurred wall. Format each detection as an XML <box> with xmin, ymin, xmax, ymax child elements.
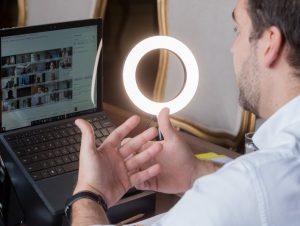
<box><xmin>103</xmin><ymin>0</ymin><xmax>159</xmax><ymax>115</ymax></box>
<box><xmin>0</xmin><ymin>0</ymin><xmax>18</xmax><ymax>28</ymax></box>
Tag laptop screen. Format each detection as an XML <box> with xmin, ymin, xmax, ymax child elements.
<box><xmin>0</xmin><ymin>19</ymin><xmax>102</xmax><ymax>131</ymax></box>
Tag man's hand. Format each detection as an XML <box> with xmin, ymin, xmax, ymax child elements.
<box><xmin>134</xmin><ymin>108</ymin><xmax>222</xmax><ymax>194</ymax></box>
<box><xmin>74</xmin><ymin>115</ymin><xmax>162</xmax><ymax>207</ymax></box>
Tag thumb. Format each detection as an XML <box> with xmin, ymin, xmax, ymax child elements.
<box><xmin>157</xmin><ymin>108</ymin><xmax>174</xmax><ymax>140</ymax></box>
<box><xmin>75</xmin><ymin>119</ymin><xmax>96</xmax><ymax>153</ymax></box>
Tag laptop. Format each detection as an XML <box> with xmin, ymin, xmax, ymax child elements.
<box><xmin>0</xmin><ymin>19</ymin><xmax>156</xmax><ymax>226</ymax></box>
<box><xmin>0</xmin><ymin>18</ymin><xmax>146</xmax><ymax>226</ymax></box>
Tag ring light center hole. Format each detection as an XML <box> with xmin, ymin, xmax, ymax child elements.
<box><xmin>136</xmin><ymin>50</ymin><xmax>186</xmax><ymax>102</ymax></box>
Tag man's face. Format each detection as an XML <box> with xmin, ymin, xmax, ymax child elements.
<box><xmin>231</xmin><ymin>0</ymin><xmax>261</xmax><ymax>116</ymax></box>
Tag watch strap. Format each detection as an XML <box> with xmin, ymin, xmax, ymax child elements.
<box><xmin>65</xmin><ymin>190</ymin><xmax>108</xmax><ymax>222</ymax></box>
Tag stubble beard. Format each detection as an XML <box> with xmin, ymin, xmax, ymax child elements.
<box><xmin>237</xmin><ymin>44</ymin><xmax>260</xmax><ymax>116</ymax></box>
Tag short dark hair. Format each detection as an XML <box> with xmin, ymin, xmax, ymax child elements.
<box><xmin>247</xmin><ymin>0</ymin><xmax>300</xmax><ymax>72</ymax></box>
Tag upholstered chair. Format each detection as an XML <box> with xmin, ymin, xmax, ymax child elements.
<box><xmin>17</xmin><ymin>0</ymin><xmax>107</xmax><ymax>26</ymax></box>
<box><xmin>154</xmin><ymin>0</ymin><xmax>256</xmax><ymax>151</ymax></box>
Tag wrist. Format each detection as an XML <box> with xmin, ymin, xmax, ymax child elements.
<box><xmin>191</xmin><ymin>159</ymin><xmax>223</xmax><ymax>184</ymax></box>
<box><xmin>65</xmin><ymin>190</ymin><xmax>108</xmax><ymax>223</ymax></box>
<box><xmin>73</xmin><ymin>183</ymin><xmax>109</xmax><ymax>207</ymax></box>
<box><xmin>70</xmin><ymin>194</ymin><xmax>109</xmax><ymax>225</ymax></box>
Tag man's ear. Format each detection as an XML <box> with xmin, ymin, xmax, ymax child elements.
<box><xmin>263</xmin><ymin>26</ymin><xmax>283</xmax><ymax>67</ymax></box>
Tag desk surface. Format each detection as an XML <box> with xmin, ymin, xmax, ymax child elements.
<box><xmin>103</xmin><ymin>103</ymin><xmax>240</xmax><ymax>159</ymax></box>
<box><xmin>103</xmin><ymin>103</ymin><xmax>241</xmax><ymax>216</ymax></box>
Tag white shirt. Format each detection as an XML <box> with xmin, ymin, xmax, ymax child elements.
<box><xmin>153</xmin><ymin>96</ymin><xmax>300</xmax><ymax>226</ymax></box>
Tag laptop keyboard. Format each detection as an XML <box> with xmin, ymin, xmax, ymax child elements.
<box><xmin>4</xmin><ymin>114</ymin><xmax>115</xmax><ymax>181</ymax></box>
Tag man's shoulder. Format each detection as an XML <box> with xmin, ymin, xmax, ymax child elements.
<box><xmin>236</xmin><ymin>146</ymin><xmax>299</xmax><ymax>169</ymax></box>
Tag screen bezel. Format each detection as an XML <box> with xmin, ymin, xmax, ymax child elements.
<box><xmin>0</xmin><ymin>18</ymin><xmax>103</xmax><ymax>132</ymax></box>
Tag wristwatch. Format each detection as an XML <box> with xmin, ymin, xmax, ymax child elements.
<box><xmin>65</xmin><ymin>190</ymin><xmax>108</xmax><ymax>222</ymax></box>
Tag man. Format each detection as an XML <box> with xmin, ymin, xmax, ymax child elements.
<box><xmin>69</xmin><ymin>0</ymin><xmax>300</xmax><ymax>225</ymax></box>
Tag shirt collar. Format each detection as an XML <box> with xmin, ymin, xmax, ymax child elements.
<box><xmin>253</xmin><ymin>95</ymin><xmax>300</xmax><ymax>151</ymax></box>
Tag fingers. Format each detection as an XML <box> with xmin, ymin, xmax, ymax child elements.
<box><xmin>129</xmin><ymin>164</ymin><xmax>160</xmax><ymax>187</ymax></box>
<box><xmin>75</xmin><ymin>119</ymin><xmax>96</xmax><ymax>153</ymax></box>
<box><xmin>125</xmin><ymin>142</ymin><xmax>162</xmax><ymax>171</ymax></box>
<box><xmin>121</xmin><ymin>137</ymin><xmax>131</xmax><ymax>146</ymax></box>
<box><xmin>104</xmin><ymin>115</ymin><xmax>140</xmax><ymax>147</ymax></box>
<box><xmin>119</xmin><ymin>127</ymin><xmax>158</xmax><ymax>159</ymax></box>
<box><xmin>157</xmin><ymin>108</ymin><xmax>174</xmax><ymax>140</ymax></box>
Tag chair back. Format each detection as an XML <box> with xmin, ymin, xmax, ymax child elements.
<box><xmin>154</xmin><ymin>0</ymin><xmax>255</xmax><ymax>150</ymax></box>
<box><xmin>17</xmin><ymin>0</ymin><xmax>107</xmax><ymax>26</ymax></box>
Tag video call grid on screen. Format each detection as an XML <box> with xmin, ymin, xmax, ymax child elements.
<box><xmin>0</xmin><ymin>23</ymin><xmax>99</xmax><ymax>131</ymax></box>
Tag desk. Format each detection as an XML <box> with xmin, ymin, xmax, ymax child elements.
<box><xmin>103</xmin><ymin>102</ymin><xmax>241</xmax><ymax>216</ymax></box>
<box><xmin>6</xmin><ymin>103</ymin><xmax>240</xmax><ymax>226</ymax></box>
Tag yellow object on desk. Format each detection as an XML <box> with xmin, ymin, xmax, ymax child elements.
<box><xmin>195</xmin><ymin>152</ymin><xmax>233</xmax><ymax>164</ymax></box>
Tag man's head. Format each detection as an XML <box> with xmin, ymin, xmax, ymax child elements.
<box><xmin>247</xmin><ymin>0</ymin><xmax>300</xmax><ymax>73</ymax></box>
<box><xmin>37</xmin><ymin>86</ymin><xmax>42</xmax><ymax>93</ymax></box>
<box><xmin>231</xmin><ymin>0</ymin><xmax>300</xmax><ymax>117</ymax></box>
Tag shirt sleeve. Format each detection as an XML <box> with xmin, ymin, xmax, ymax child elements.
<box><xmin>151</xmin><ymin>160</ymin><xmax>262</xmax><ymax>226</ymax></box>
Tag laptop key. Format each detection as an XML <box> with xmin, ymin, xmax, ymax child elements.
<box><xmin>31</xmin><ymin>154</ymin><xmax>39</xmax><ymax>162</ymax></box>
<box><xmin>15</xmin><ymin>148</ymin><xmax>26</xmax><ymax>157</ymax></box>
<box><xmin>48</xmin><ymin>168</ymin><xmax>57</xmax><ymax>176</ymax></box>
<box><xmin>40</xmin><ymin>144</ymin><xmax>47</xmax><ymax>151</ymax></box>
<box><xmin>61</xmin><ymin>138</ymin><xmax>69</xmax><ymax>146</ymax></box>
<box><xmin>41</xmin><ymin>161</ymin><xmax>49</xmax><ymax>169</ymax></box>
<box><xmin>69</xmin><ymin>153</ymin><xmax>78</xmax><ymax>162</ymax></box>
<box><xmin>95</xmin><ymin>130</ymin><xmax>103</xmax><ymax>138</ymax></box>
<box><xmin>61</xmin><ymin>129</ymin><xmax>69</xmax><ymax>137</ymax></box>
<box><xmin>74</xmin><ymin>127</ymin><xmax>81</xmax><ymax>134</ymax></box>
<box><xmin>67</xmin><ymin>128</ymin><xmax>76</xmax><ymax>136</ymax></box>
<box><xmin>74</xmin><ymin>144</ymin><xmax>80</xmax><ymax>152</ymax></box>
<box><xmin>53</xmin><ymin>132</ymin><xmax>63</xmax><ymax>139</ymax></box>
<box><xmin>40</xmin><ymin>169</ymin><xmax>49</xmax><ymax>179</ymax></box>
<box><xmin>107</xmin><ymin>127</ymin><xmax>115</xmax><ymax>133</ymax></box>
<box><xmin>53</xmin><ymin>149</ymin><xmax>62</xmax><ymax>157</ymax></box>
<box><xmin>47</xmin><ymin>159</ymin><xmax>57</xmax><ymax>167</ymax></box>
<box><xmin>25</xmin><ymin>147</ymin><xmax>34</xmax><ymax>154</ymax></box>
<box><xmin>95</xmin><ymin>139</ymin><xmax>102</xmax><ymax>147</ymax></box>
<box><xmin>74</xmin><ymin>134</ymin><xmax>81</xmax><ymax>142</ymax></box>
<box><xmin>61</xmin><ymin>147</ymin><xmax>69</xmax><ymax>155</ymax></box>
<box><xmin>67</xmin><ymin>137</ymin><xmax>76</xmax><ymax>144</ymax></box>
<box><xmin>67</xmin><ymin>146</ymin><xmax>76</xmax><ymax>153</ymax></box>
<box><xmin>27</xmin><ymin>162</ymin><xmax>43</xmax><ymax>172</ymax></box>
<box><xmin>55</xmin><ymin>157</ymin><xmax>64</xmax><ymax>165</ymax></box>
<box><xmin>33</xmin><ymin>146</ymin><xmax>39</xmax><ymax>153</ymax></box>
<box><xmin>46</xmin><ymin>133</ymin><xmax>55</xmax><ymax>140</ymax></box>
<box><xmin>21</xmin><ymin>156</ymin><xmax>31</xmax><ymax>165</ymax></box>
<box><xmin>46</xmin><ymin>151</ymin><xmax>55</xmax><ymax>159</ymax></box>
<box><xmin>46</xmin><ymin>142</ymin><xmax>55</xmax><ymax>150</ymax></box>
<box><xmin>101</xmin><ymin>120</ymin><xmax>114</xmax><ymax>128</ymax></box>
<box><xmin>66</xmin><ymin>123</ymin><xmax>73</xmax><ymax>128</ymax></box>
<box><xmin>55</xmin><ymin>166</ymin><xmax>64</xmax><ymax>175</ymax></box>
<box><xmin>94</xmin><ymin>121</ymin><xmax>102</xmax><ymax>129</ymax></box>
<box><xmin>54</xmin><ymin>140</ymin><xmax>62</xmax><ymax>148</ymax></box>
<box><xmin>38</xmin><ymin>152</ymin><xmax>48</xmax><ymax>160</ymax></box>
<box><xmin>22</xmin><ymin>137</ymin><xmax>33</xmax><ymax>146</ymax></box>
<box><xmin>31</xmin><ymin>171</ymin><xmax>42</xmax><ymax>181</ymax></box>
<box><xmin>62</xmin><ymin>155</ymin><xmax>71</xmax><ymax>163</ymax></box>
<box><xmin>100</xmin><ymin>128</ymin><xmax>109</xmax><ymax>136</ymax></box>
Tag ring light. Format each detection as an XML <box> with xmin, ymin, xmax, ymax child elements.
<box><xmin>123</xmin><ymin>36</ymin><xmax>199</xmax><ymax>115</ymax></box>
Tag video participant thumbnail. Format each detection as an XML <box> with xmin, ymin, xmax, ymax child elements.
<box><xmin>1</xmin><ymin>47</ymin><xmax>73</xmax><ymax>112</ymax></box>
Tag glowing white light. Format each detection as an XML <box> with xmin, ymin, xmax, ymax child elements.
<box><xmin>91</xmin><ymin>39</ymin><xmax>102</xmax><ymax>106</ymax></box>
<box><xmin>123</xmin><ymin>36</ymin><xmax>199</xmax><ymax>115</ymax></box>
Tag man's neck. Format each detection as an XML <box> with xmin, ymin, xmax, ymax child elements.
<box><xmin>259</xmin><ymin>70</ymin><xmax>300</xmax><ymax>119</ymax></box>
